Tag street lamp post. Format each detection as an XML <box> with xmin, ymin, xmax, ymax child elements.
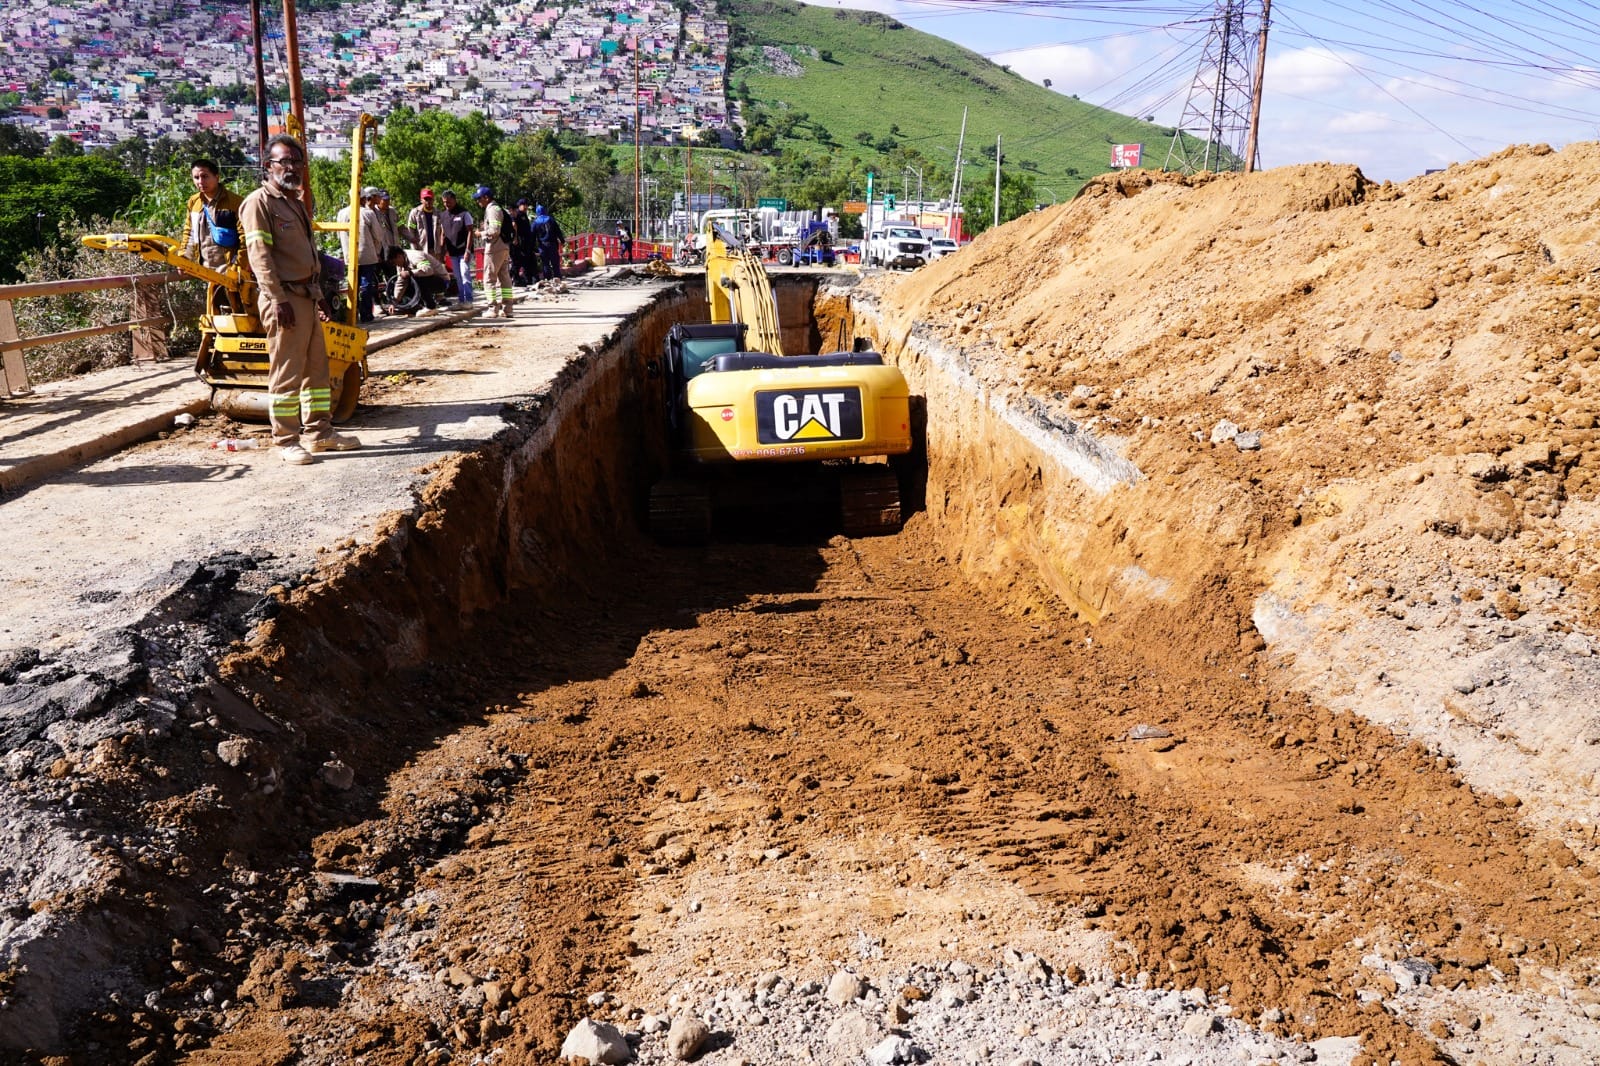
<box><xmin>903</xmin><ymin>165</ymin><xmax>923</xmax><ymax>210</ymax></box>
<box><xmin>642</xmin><ymin>177</ymin><xmax>659</xmax><ymax>242</ymax></box>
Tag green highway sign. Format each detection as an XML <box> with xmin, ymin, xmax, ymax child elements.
<box><xmin>757</xmin><ymin>197</ymin><xmax>788</xmax><ymax>210</ymax></box>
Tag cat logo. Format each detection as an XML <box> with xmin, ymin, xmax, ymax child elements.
<box><xmin>757</xmin><ymin>386</ymin><xmax>863</xmax><ymax>444</ymax></box>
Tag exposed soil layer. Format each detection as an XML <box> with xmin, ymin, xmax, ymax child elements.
<box><xmin>8</xmin><ymin>147</ymin><xmax>1600</xmax><ymax>1065</ymax></box>
<box><xmin>170</xmin><ymin>524</ymin><xmax>1600</xmax><ymax>1066</ymax></box>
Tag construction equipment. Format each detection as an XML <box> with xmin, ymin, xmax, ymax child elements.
<box><xmin>776</xmin><ymin>220</ymin><xmax>836</xmax><ymax>267</ymax></box>
<box><xmin>82</xmin><ymin>114</ymin><xmax>378</xmax><ymax>422</ymax></box>
<box><xmin>646</xmin><ymin>220</ymin><xmax>915</xmax><ymax>542</ymax></box>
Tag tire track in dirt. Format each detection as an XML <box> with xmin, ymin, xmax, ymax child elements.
<box><xmin>187</xmin><ymin>520</ymin><xmax>1600</xmax><ymax>1065</ymax></box>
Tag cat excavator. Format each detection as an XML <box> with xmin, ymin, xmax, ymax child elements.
<box><xmin>647</xmin><ymin>219</ymin><xmax>915</xmax><ymax>542</ymax></box>
<box><xmin>81</xmin><ymin>114</ymin><xmax>377</xmax><ymax>422</ymax></box>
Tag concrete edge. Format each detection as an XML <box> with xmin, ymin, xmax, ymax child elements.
<box><xmin>0</xmin><ymin>390</ymin><xmax>213</xmax><ymax>498</ymax></box>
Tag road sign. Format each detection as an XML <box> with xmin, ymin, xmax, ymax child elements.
<box><xmin>758</xmin><ymin>197</ymin><xmax>788</xmax><ymax>210</ymax></box>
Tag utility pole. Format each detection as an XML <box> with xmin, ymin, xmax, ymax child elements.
<box><xmin>633</xmin><ymin>39</ymin><xmax>641</xmax><ymax>245</ymax></box>
<box><xmin>282</xmin><ymin>0</ymin><xmax>305</xmax><ymax>134</ymax></box>
<box><xmin>1242</xmin><ymin>0</ymin><xmax>1271</xmax><ymax>172</ymax></box>
<box><xmin>949</xmin><ymin>106</ymin><xmax>967</xmax><ymax>206</ymax></box>
<box><xmin>249</xmin><ymin>0</ymin><xmax>267</xmax><ymax>159</ymax></box>
<box><xmin>992</xmin><ymin>135</ymin><xmax>1002</xmax><ymax>229</ymax></box>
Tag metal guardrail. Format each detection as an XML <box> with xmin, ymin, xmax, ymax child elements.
<box><xmin>0</xmin><ymin>270</ymin><xmax>186</xmax><ymax>399</ymax></box>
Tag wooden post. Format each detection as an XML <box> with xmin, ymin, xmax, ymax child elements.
<box><xmin>0</xmin><ymin>299</ymin><xmax>29</xmax><ymax>397</ymax></box>
<box><xmin>131</xmin><ymin>279</ymin><xmax>169</xmax><ymax>364</ymax></box>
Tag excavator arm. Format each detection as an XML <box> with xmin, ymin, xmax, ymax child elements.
<box><xmin>703</xmin><ymin>221</ymin><xmax>783</xmax><ymax>356</ymax></box>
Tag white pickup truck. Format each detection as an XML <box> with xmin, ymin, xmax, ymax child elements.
<box><xmin>867</xmin><ymin>224</ymin><xmax>931</xmax><ymax>270</ymax></box>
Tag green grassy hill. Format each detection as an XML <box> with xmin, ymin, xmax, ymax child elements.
<box><xmin>725</xmin><ymin>0</ymin><xmax>1179</xmax><ymax>202</ymax></box>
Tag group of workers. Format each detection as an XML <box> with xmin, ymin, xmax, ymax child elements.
<box><xmin>180</xmin><ymin>138</ymin><xmax>579</xmax><ymax>466</ymax></box>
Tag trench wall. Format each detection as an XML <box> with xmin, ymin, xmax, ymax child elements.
<box><xmin>825</xmin><ymin>288</ymin><xmax>1151</xmax><ymax>624</ymax></box>
<box><xmin>222</xmin><ymin>275</ymin><xmax>824</xmax><ymax>753</ymax></box>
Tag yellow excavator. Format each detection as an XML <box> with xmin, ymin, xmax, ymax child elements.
<box><xmin>82</xmin><ymin>114</ymin><xmax>378</xmax><ymax>422</ymax></box>
<box><xmin>647</xmin><ymin>219</ymin><xmax>915</xmax><ymax>542</ymax></box>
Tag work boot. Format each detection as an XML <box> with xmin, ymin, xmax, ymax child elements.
<box><xmin>279</xmin><ymin>443</ymin><xmax>314</xmax><ymax>465</ymax></box>
<box><xmin>308</xmin><ymin>433</ymin><xmax>362</xmax><ymax>453</ymax></box>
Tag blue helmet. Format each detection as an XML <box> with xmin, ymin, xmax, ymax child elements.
<box><xmin>473</xmin><ymin>184</ymin><xmax>492</xmax><ymax>200</ymax></box>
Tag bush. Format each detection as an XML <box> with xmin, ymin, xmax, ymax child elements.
<box><xmin>14</xmin><ymin>215</ymin><xmax>203</xmax><ymax>383</ymax></box>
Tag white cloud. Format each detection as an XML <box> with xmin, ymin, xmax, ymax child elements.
<box><xmin>1324</xmin><ymin>110</ymin><xmax>1403</xmax><ymax>136</ymax></box>
<box><xmin>992</xmin><ymin>41</ymin><xmax>1134</xmax><ymax>97</ymax></box>
<box><xmin>1265</xmin><ymin>46</ymin><xmax>1356</xmax><ymax>96</ymax></box>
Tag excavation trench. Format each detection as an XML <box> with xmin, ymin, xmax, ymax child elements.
<box><xmin>22</xmin><ymin>277</ymin><xmax>1600</xmax><ymax>1064</ymax></box>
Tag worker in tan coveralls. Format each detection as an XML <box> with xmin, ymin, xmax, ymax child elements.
<box><xmin>239</xmin><ymin>133</ymin><xmax>362</xmax><ymax>465</ymax></box>
<box><xmin>474</xmin><ymin>184</ymin><xmax>515</xmax><ymax>319</ymax></box>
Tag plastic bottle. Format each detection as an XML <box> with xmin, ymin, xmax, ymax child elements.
<box><xmin>210</xmin><ymin>438</ymin><xmax>259</xmax><ymax>451</ymax></box>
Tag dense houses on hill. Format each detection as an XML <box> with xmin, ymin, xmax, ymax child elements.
<box><xmin>0</xmin><ymin>0</ymin><xmax>734</xmax><ymax>155</ymax></box>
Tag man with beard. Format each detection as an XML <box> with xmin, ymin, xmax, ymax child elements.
<box><xmin>239</xmin><ymin>133</ymin><xmax>362</xmax><ymax>465</ymax></box>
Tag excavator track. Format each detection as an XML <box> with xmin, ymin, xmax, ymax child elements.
<box><xmin>838</xmin><ymin>465</ymin><xmax>903</xmax><ymax>537</ymax></box>
<box><xmin>647</xmin><ymin>478</ymin><xmax>714</xmax><ymax>545</ymax></box>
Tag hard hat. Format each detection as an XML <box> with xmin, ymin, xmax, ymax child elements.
<box><xmin>360</xmin><ymin>185</ymin><xmax>381</xmax><ymax>199</ymax></box>
<box><xmin>473</xmin><ymin>184</ymin><xmax>492</xmax><ymax>200</ymax></box>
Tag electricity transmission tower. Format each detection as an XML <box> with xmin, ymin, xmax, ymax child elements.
<box><xmin>1164</xmin><ymin>0</ymin><xmax>1270</xmax><ymax>174</ymax></box>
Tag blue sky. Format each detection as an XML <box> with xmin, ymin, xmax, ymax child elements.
<box><xmin>799</xmin><ymin>0</ymin><xmax>1600</xmax><ymax>182</ymax></box>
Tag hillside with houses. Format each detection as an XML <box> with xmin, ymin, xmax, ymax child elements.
<box><xmin>0</xmin><ymin>0</ymin><xmax>733</xmax><ymax>156</ymax></box>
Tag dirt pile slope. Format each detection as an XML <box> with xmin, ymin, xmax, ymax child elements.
<box><xmin>872</xmin><ymin>143</ymin><xmax>1600</xmax><ymax>846</ymax></box>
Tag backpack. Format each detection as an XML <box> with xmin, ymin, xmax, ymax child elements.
<box><xmin>497</xmin><ymin>206</ymin><xmax>516</xmax><ymax>245</ymax></box>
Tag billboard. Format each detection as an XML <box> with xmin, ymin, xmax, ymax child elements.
<box><xmin>1111</xmin><ymin>143</ymin><xmax>1143</xmax><ymax>169</ymax></box>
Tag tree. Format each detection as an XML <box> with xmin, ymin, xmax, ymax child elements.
<box><xmin>959</xmin><ymin>164</ymin><xmax>1036</xmax><ymax>237</ymax></box>
<box><xmin>368</xmin><ymin>107</ymin><xmax>507</xmax><ymax>208</ymax></box>
<box><xmin>491</xmin><ymin>130</ymin><xmax>576</xmax><ymax>214</ymax></box>
<box><xmin>744</xmin><ymin>125</ymin><xmax>775</xmax><ymax>152</ymax></box>
<box><xmin>93</xmin><ymin>135</ymin><xmax>152</xmax><ymax>177</ymax></box>
<box><xmin>46</xmin><ymin>134</ymin><xmax>81</xmax><ymax>157</ymax></box>
<box><xmin>0</xmin><ymin>123</ymin><xmax>47</xmax><ymax>158</ymax></box>
<box><xmin>0</xmin><ymin>155</ymin><xmax>140</xmax><ymax>282</ymax></box>
<box><xmin>570</xmin><ymin>141</ymin><xmax>621</xmax><ymax>225</ymax></box>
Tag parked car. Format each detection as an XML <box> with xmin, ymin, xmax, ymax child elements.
<box><xmin>927</xmin><ymin>237</ymin><xmax>959</xmax><ymax>260</ymax></box>
<box><xmin>867</xmin><ymin>225</ymin><xmax>931</xmax><ymax>270</ymax></box>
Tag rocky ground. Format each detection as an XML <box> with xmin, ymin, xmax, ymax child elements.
<box><xmin>7</xmin><ymin>146</ymin><xmax>1600</xmax><ymax>1066</ymax></box>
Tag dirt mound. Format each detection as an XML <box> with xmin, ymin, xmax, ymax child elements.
<box><xmin>872</xmin><ymin>143</ymin><xmax>1600</xmax><ymax>846</ymax></box>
